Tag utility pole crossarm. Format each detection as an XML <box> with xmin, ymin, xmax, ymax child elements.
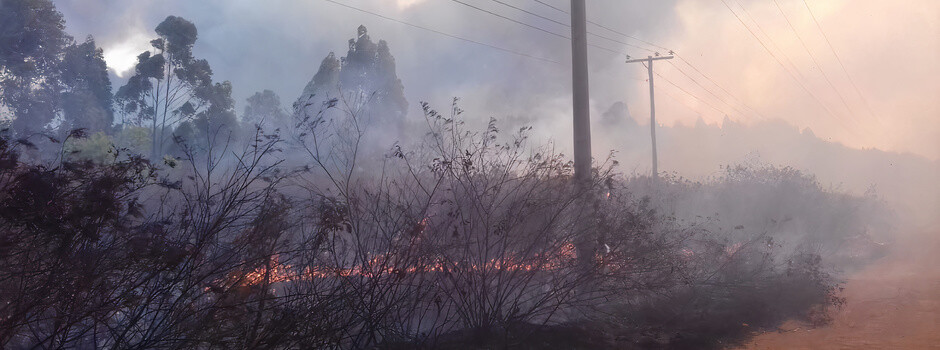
<box><xmin>625</xmin><ymin>55</ymin><xmax>674</xmax><ymax>64</ymax></box>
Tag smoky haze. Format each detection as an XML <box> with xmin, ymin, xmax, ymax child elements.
<box><xmin>1</xmin><ymin>0</ymin><xmax>938</xmax><ymax>348</ymax></box>
<box><xmin>56</xmin><ymin>0</ymin><xmax>939</xmax><ymax>157</ymax></box>
<box><xmin>56</xmin><ymin>0</ymin><xmax>939</xmax><ymax>224</ymax></box>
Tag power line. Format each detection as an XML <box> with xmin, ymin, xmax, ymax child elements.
<box><xmin>528</xmin><ymin>0</ymin><xmax>770</xmax><ymax>121</ymax></box>
<box><xmin>530</xmin><ymin>0</ymin><xmax>664</xmax><ymax>53</ymax></box>
<box><xmin>527</xmin><ymin>0</ymin><xmax>769</xmax><ymax>122</ymax></box>
<box><xmin>571</xmin><ymin>8</ymin><xmax>770</xmax><ymax>120</ymax></box>
<box><xmin>449</xmin><ymin>0</ymin><xmax>569</xmax><ymax>39</ymax></box>
<box><xmin>588</xmin><ymin>22</ymin><xmax>664</xmax><ymax>53</ymax></box>
<box><xmin>645</xmin><ymin>62</ymin><xmax>733</xmax><ymax>118</ymax></box>
<box><xmin>533</xmin><ymin>0</ymin><xmax>775</xmax><ymax>124</ymax></box>
<box><xmin>479</xmin><ymin>0</ymin><xmax>650</xmax><ymax>53</ymax></box>
<box><xmin>801</xmin><ymin>0</ymin><xmax>878</xmax><ymax>119</ymax></box>
<box><xmin>589</xmin><ymin>29</ymin><xmax>659</xmax><ymax>53</ymax></box>
<box><xmin>718</xmin><ymin>0</ymin><xmax>849</xmax><ymax>127</ymax></box>
<box><xmin>328</xmin><ymin>0</ymin><xmax>839</xmax><ymax>132</ymax></box>
<box><xmin>674</xmin><ymin>55</ymin><xmax>768</xmax><ymax>120</ymax></box>
<box><xmin>532</xmin><ymin>0</ymin><xmax>566</xmax><ymax>14</ymax></box>
<box><xmin>732</xmin><ymin>0</ymin><xmax>816</xmax><ymax>94</ymax></box>
<box><xmin>588</xmin><ymin>43</ymin><xmax>629</xmax><ymax>56</ymax></box>
<box><xmin>772</xmin><ymin>0</ymin><xmax>854</xmax><ymax>117</ymax></box>
<box><xmin>321</xmin><ymin>0</ymin><xmax>560</xmax><ymax>64</ymax></box>
<box><xmin>732</xmin><ymin>0</ymin><xmax>859</xmax><ymax>122</ymax></box>
<box><xmin>448</xmin><ymin>0</ymin><xmax>631</xmax><ymax>56</ymax></box>
<box><xmin>488</xmin><ymin>0</ymin><xmax>568</xmax><ymax>27</ymax></box>
<box><xmin>664</xmin><ymin>60</ymin><xmax>750</xmax><ymax>118</ymax></box>
<box><xmin>659</xmin><ymin>85</ymin><xmax>705</xmax><ymax>118</ymax></box>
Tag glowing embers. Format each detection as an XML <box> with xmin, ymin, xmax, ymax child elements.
<box><xmin>234</xmin><ymin>241</ymin><xmax>585</xmax><ymax>287</ymax></box>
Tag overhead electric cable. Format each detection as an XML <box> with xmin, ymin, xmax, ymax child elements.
<box><xmin>772</xmin><ymin>0</ymin><xmax>854</xmax><ymax>117</ymax></box>
<box><xmin>801</xmin><ymin>0</ymin><xmax>877</xmax><ymax>119</ymax></box>
<box><xmin>489</xmin><ymin>0</ymin><xmax>568</xmax><ymax>27</ymax></box>
<box><xmin>527</xmin><ymin>0</ymin><xmax>771</xmax><ymax>120</ymax></box>
<box><xmin>664</xmin><ymin>61</ymin><xmax>750</xmax><ymax>118</ymax></box>
<box><xmin>733</xmin><ymin>0</ymin><xmax>808</xmax><ymax>83</ymax></box>
<box><xmin>321</xmin><ymin>0</ymin><xmax>560</xmax><ymax>64</ymax></box>
<box><xmin>532</xmin><ymin>0</ymin><xmax>776</xmax><ymax>122</ymax></box>
<box><xmin>532</xmin><ymin>0</ymin><xmax>566</xmax><ymax>14</ymax></box>
<box><xmin>448</xmin><ymin>0</ymin><xmax>568</xmax><ymax>39</ymax></box>
<box><xmin>718</xmin><ymin>0</ymin><xmax>849</xmax><ymax>127</ymax></box>
<box><xmin>644</xmin><ymin>62</ymin><xmax>732</xmax><ymax>117</ymax></box>
<box><xmin>674</xmin><ymin>55</ymin><xmax>768</xmax><ymax>120</ymax></box>
<box><xmin>469</xmin><ymin>0</ymin><xmax>649</xmax><ymax>53</ymax></box>
<box><xmin>449</xmin><ymin>0</ymin><xmax>633</xmax><ymax>56</ymax></box>
<box><xmin>531</xmin><ymin>0</ymin><xmax>667</xmax><ymax>53</ymax></box>
<box><xmin>660</xmin><ymin>86</ymin><xmax>706</xmax><ymax>118</ymax></box>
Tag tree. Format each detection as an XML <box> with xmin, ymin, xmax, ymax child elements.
<box><xmin>297</xmin><ymin>25</ymin><xmax>408</xmax><ymax>125</ymax></box>
<box><xmin>0</xmin><ymin>1</ymin><xmax>113</xmax><ymax>139</ymax></box>
<box><xmin>186</xmin><ymin>80</ymin><xmax>239</xmax><ymax>151</ymax></box>
<box><xmin>115</xmin><ymin>16</ymin><xmax>218</xmax><ymax>159</ymax></box>
<box><xmin>599</xmin><ymin>101</ymin><xmax>636</xmax><ymax>128</ymax></box>
<box><xmin>60</xmin><ymin>37</ymin><xmax>113</xmax><ymax>132</ymax></box>
<box><xmin>0</xmin><ymin>0</ymin><xmax>69</xmax><ymax>135</ymax></box>
<box><xmin>242</xmin><ymin>89</ymin><xmax>288</xmax><ymax>134</ymax></box>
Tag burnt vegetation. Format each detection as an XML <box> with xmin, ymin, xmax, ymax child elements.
<box><xmin>0</xmin><ymin>100</ymin><xmax>889</xmax><ymax>348</ymax></box>
<box><xmin>0</xmin><ymin>1</ymin><xmax>894</xmax><ymax>349</ymax></box>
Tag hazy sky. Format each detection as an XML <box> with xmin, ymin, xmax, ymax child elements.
<box><xmin>57</xmin><ymin>0</ymin><xmax>940</xmax><ymax>160</ymax></box>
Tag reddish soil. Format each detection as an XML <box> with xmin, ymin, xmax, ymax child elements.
<box><xmin>741</xmin><ymin>227</ymin><xmax>940</xmax><ymax>349</ymax></box>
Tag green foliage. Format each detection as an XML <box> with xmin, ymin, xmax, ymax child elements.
<box><xmin>114</xmin><ymin>126</ymin><xmax>151</xmax><ymax>155</ymax></box>
<box><xmin>115</xmin><ymin>15</ymin><xmax>229</xmax><ymax>158</ymax></box>
<box><xmin>60</xmin><ymin>37</ymin><xmax>113</xmax><ymax>132</ymax></box>
<box><xmin>65</xmin><ymin>126</ymin><xmax>154</xmax><ymax>163</ymax></box>
<box><xmin>154</xmin><ymin>16</ymin><xmax>197</xmax><ymax>62</ymax></box>
<box><xmin>182</xmin><ymin>81</ymin><xmax>239</xmax><ymax>150</ymax></box>
<box><xmin>0</xmin><ymin>0</ymin><xmax>68</xmax><ymax>134</ymax></box>
<box><xmin>65</xmin><ymin>131</ymin><xmax>115</xmax><ymax>163</ymax></box>
<box><xmin>0</xmin><ymin>1</ymin><xmax>113</xmax><ymax>136</ymax></box>
<box><xmin>0</xmin><ymin>0</ymin><xmax>68</xmax><ymax>73</ymax></box>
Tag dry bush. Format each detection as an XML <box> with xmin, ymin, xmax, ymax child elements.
<box><xmin>288</xmin><ymin>99</ymin><xmax>694</xmax><ymax>348</ymax></box>
<box><xmin>0</xmin><ymin>100</ymin><xmax>870</xmax><ymax>349</ymax></box>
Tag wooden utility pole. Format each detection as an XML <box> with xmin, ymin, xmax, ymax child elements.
<box><xmin>626</xmin><ymin>55</ymin><xmax>673</xmax><ymax>180</ymax></box>
<box><xmin>570</xmin><ymin>0</ymin><xmax>591</xmax><ymax>184</ymax></box>
<box><xmin>570</xmin><ymin>0</ymin><xmax>596</xmax><ymax>275</ymax></box>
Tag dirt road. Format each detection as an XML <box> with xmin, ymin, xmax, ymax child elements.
<box><xmin>741</xmin><ymin>227</ymin><xmax>940</xmax><ymax>349</ymax></box>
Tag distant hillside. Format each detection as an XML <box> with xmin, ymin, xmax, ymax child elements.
<box><xmin>595</xmin><ymin>103</ymin><xmax>940</xmax><ymax>226</ymax></box>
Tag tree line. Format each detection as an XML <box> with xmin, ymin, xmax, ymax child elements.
<box><xmin>0</xmin><ymin>1</ymin><xmax>892</xmax><ymax>348</ymax></box>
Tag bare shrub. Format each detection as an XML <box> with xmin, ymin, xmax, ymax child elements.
<box><xmin>0</xmin><ymin>99</ymin><xmax>878</xmax><ymax>349</ymax></box>
<box><xmin>288</xmin><ymin>98</ymin><xmax>694</xmax><ymax>348</ymax></box>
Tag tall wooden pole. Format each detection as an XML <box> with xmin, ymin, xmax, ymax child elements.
<box><xmin>626</xmin><ymin>55</ymin><xmax>674</xmax><ymax>180</ymax></box>
<box><xmin>570</xmin><ymin>0</ymin><xmax>596</xmax><ymax>276</ymax></box>
<box><xmin>570</xmin><ymin>0</ymin><xmax>591</xmax><ymax>184</ymax></box>
<box><xmin>647</xmin><ymin>58</ymin><xmax>658</xmax><ymax>180</ymax></box>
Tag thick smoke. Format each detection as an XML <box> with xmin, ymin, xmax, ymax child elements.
<box><xmin>54</xmin><ymin>0</ymin><xmax>939</xmax><ymax>160</ymax></box>
<box><xmin>1</xmin><ymin>0</ymin><xmax>937</xmax><ymax>348</ymax></box>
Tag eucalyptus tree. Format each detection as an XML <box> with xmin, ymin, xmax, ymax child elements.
<box><xmin>115</xmin><ymin>16</ymin><xmax>223</xmax><ymax>159</ymax></box>
<box><xmin>297</xmin><ymin>25</ymin><xmax>408</xmax><ymax>125</ymax></box>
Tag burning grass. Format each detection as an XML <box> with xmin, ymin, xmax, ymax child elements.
<box><xmin>0</xmin><ymin>101</ymin><xmax>892</xmax><ymax>348</ymax></box>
